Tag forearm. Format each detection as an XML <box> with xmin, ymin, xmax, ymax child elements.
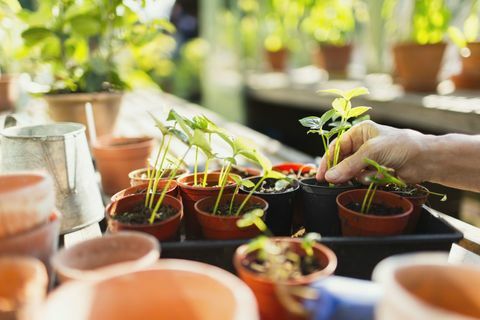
<box><xmin>421</xmin><ymin>134</ymin><xmax>480</xmax><ymax>192</ymax></box>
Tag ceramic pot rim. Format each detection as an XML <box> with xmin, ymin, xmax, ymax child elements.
<box><xmin>194</xmin><ymin>194</ymin><xmax>269</xmax><ymax>220</ymax></box>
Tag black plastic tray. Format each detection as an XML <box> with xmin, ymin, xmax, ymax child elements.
<box><xmin>161</xmin><ymin>208</ymin><xmax>463</xmax><ymax>280</ymax></box>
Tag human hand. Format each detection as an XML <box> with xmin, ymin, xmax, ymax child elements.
<box><xmin>316</xmin><ymin>121</ymin><xmax>428</xmax><ymax>184</ymax></box>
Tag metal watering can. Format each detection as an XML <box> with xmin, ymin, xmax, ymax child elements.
<box><xmin>0</xmin><ymin>118</ymin><xmax>104</xmax><ymax>234</ymax></box>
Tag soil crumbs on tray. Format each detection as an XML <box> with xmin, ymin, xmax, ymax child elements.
<box><xmin>113</xmin><ymin>203</ymin><xmax>177</xmax><ymax>224</ymax></box>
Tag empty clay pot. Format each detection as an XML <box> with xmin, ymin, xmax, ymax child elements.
<box><xmin>38</xmin><ymin>260</ymin><xmax>259</xmax><ymax>320</ymax></box>
<box><xmin>0</xmin><ymin>212</ymin><xmax>60</xmax><ymax>283</ymax></box>
<box><xmin>265</xmin><ymin>48</ymin><xmax>289</xmax><ymax>72</ymax></box>
<box><xmin>336</xmin><ymin>189</ymin><xmax>413</xmax><ymax>236</ymax></box>
<box><xmin>374</xmin><ymin>252</ymin><xmax>480</xmax><ymax>320</ymax></box>
<box><xmin>234</xmin><ymin>238</ymin><xmax>337</xmax><ymax>320</ymax></box>
<box><xmin>0</xmin><ymin>256</ymin><xmax>48</xmax><ymax>320</ymax></box>
<box><xmin>106</xmin><ymin>193</ymin><xmax>182</xmax><ymax>241</ymax></box>
<box><xmin>93</xmin><ymin>136</ymin><xmax>154</xmax><ymax>195</ymax></box>
<box><xmin>313</xmin><ymin>44</ymin><xmax>352</xmax><ymax>78</ymax></box>
<box><xmin>194</xmin><ymin>194</ymin><xmax>268</xmax><ymax>240</ymax></box>
<box><xmin>51</xmin><ymin>232</ymin><xmax>160</xmax><ymax>283</ymax></box>
<box><xmin>128</xmin><ymin>167</ymin><xmax>189</xmax><ymax>187</ymax></box>
<box><xmin>0</xmin><ymin>172</ymin><xmax>55</xmax><ymax>239</ymax></box>
<box><xmin>452</xmin><ymin>42</ymin><xmax>480</xmax><ymax>90</ymax></box>
<box><xmin>110</xmin><ymin>181</ymin><xmax>178</xmax><ymax>202</ymax></box>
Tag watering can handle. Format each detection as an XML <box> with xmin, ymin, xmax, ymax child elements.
<box><xmin>3</xmin><ymin>114</ymin><xmax>18</xmax><ymax>129</ymax></box>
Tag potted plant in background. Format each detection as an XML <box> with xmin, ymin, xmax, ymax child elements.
<box><xmin>0</xmin><ymin>0</ymin><xmax>22</xmax><ymax>111</ymax></box>
<box><xmin>448</xmin><ymin>0</ymin><xmax>480</xmax><ymax>90</ymax></box>
<box><xmin>302</xmin><ymin>0</ymin><xmax>356</xmax><ymax>78</ymax></box>
<box><xmin>336</xmin><ymin>159</ymin><xmax>413</xmax><ymax>236</ymax></box>
<box><xmin>234</xmin><ymin>212</ymin><xmax>337</xmax><ymax>320</ymax></box>
<box><xmin>19</xmin><ymin>0</ymin><xmax>175</xmax><ymax>138</ymax></box>
<box><xmin>384</xmin><ymin>0</ymin><xmax>450</xmax><ymax>92</ymax></box>
<box><xmin>298</xmin><ymin>87</ymin><xmax>370</xmax><ymax>236</ymax></box>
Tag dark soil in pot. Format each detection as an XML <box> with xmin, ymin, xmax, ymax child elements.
<box><xmin>299</xmin><ymin>178</ymin><xmax>359</xmax><ymax>236</ymax></box>
<box><xmin>112</xmin><ymin>203</ymin><xmax>178</xmax><ymax>224</ymax></box>
<box><xmin>240</xmin><ymin>177</ymin><xmax>299</xmax><ymax>236</ymax></box>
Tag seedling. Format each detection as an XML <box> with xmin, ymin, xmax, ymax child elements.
<box><xmin>237</xmin><ymin>210</ymin><xmax>322</xmax><ymax>281</ymax></box>
<box><xmin>299</xmin><ymin>87</ymin><xmax>371</xmax><ymax>185</ymax></box>
<box><xmin>360</xmin><ymin>158</ymin><xmax>406</xmax><ymax>214</ymax></box>
<box><xmin>384</xmin><ymin>183</ymin><xmax>447</xmax><ymax>202</ymax></box>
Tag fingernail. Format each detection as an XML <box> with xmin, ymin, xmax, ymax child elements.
<box><xmin>325</xmin><ymin>168</ymin><xmax>340</xmax><ymax>181</ymax></box>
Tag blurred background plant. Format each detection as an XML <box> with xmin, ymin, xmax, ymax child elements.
<box><xmin>0</xmin><ymin>0</ymin><xmax>24</xmax><ymax>75</ymax></box>
<box><xmin>448</xmin><ymin>0</ymin><xmax>479</xmax><ymax>52</ymax></box>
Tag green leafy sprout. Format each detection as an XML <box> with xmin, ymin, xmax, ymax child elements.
<box><xmin>299</xmin><ymin>87</ymin><xmax>371</xmax><ymax>186</ymax></box>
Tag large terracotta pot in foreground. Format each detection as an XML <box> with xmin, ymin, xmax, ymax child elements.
<box><xmin>374</xmin><ymin>252</ymin><xmax>480</xmax><ymax>320</ymax></box>
<box><xmin>0</xmin><ymin>257</ymin><xmax>48</xmax><ymax>320</ymax></box>
<box><xmin>452</xmin><ymin>42</ymin><xmax>480</xmax><ymax>90</ymax></box>
<box><xmin>393</xmin><ymin>43</ymin><xmax>446</xmax><ymax>92</ymax></box>
<box><xmin>51</xmin><ymin>232</ymin><xmax>160</xmax><ymax>283</ymax></box>
<box><xmin>234</xmin><ymin>238</ymin><xmax>337</xmax><ymax>320</ymax></box>
<box><xmin>0</xmin><ymin>75</ymin><xmax>17</xmax><ymax>111</ymax></box>
<box><xmin>93</xmin><ymin>136</ymin><xmax>153</xmax><ymax>195</ymax></box>
<box><xmin>38</xmin><ymin>260</ymin><xmax>259</xmax><ymax>320</ymax></box>
<box><xmin>44</xmin><ymin>92</ymin><xmax>122</xmax><ymax>139</ymax></box>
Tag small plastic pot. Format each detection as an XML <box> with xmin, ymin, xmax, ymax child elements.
<box><xmin>51</xmin><ymin>231</ymin><xmax>160</xmax><ymax>283</ymax></box>
<box><xmin>110</xmin><ymin>181</ymin><xmax>178</xmax><ymax>202</ymax></box>
<box><xmin>386</xmin><ymin>184</ymin><xmax>429</xmax><ymax>233</ymax></box>
<box><xmin>240</xmin><ymin>177</ymin><xmax>299</xmax><ymax>236</ymax></box>
<box><xmin>336</xmin><ymin>189</ymin><xmax>413</xmax><ymax>236</ymax></box>
<box><xmin>299</xmin><ymin>178</ymin><xmax>359</xmax><ymax>236</ymax></box>
<box><xmin>128</xmin><ymin>167</ymin><xmax>189</xmax><ymax>187</ymax></box>
<box><xmin>92</xmin><ymin>136</ymin><xmax>154</xmax><ymax>195</ymax></box>
<box><xmin>106</xmin><ymin>193</ymin><xmax>182</xmax><ymax>241</ymax></box>
<box><xmin>194</xmin><ymin>194</ymin><xmax>268</xmax><ymax>240</ymax></box>
<box><xmin>234</xmin><ymin>238</ymin><xmax>337</xmax><ymax>320</ymax></box>
<box><xmin>177</xmin><ymin>172</ymin><xmax>238</xmax><ymax>239</ymax></box>
<box><xmin>0</xmin><ymin>256</ymin><xmax>48</xmax><ymax>320</ymax></box>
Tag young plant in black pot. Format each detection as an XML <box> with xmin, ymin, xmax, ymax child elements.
<box><xmin>239</xmin><ymin>153</ymin><xmax>299</xmax><ymax>236</ymax></box>
<box><xmin>298</xmin><ymin>87</ymin><xmax>371</xmax><ymax>236</ymax></box>
<box><xmin>336</xmin><ymin>159</ymin><xmax>414</xmax><ymax>236</ymax></box>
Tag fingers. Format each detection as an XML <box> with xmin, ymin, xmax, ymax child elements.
<box><xmin>324</xmin><ymin>143</ymin><xmax>372</xmax><ymax>184</ymax></box>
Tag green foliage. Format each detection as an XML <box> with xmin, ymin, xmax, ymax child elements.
<box><xmin>19</xmin><ymin>0</ymin><xmax>175</xmax><ymax>93</ymax></box>
<box><xmin>299</xmin><ymin>87</ymin><xmax>371</xmax><ymax>178</ymax></box>
<box><xmin>0</xmin><ymin>0</ymin><xmax>23</xmax><ymax>73</ymax></box>
<box><xmin>383</xmin><ymin>0</ymin><xmax>451</xmax><ymax>45</ymax></box>
<box><xmin>448</xmin><ymin>1</ymin><xmax>479</xmax><ymax>51</ymax></box>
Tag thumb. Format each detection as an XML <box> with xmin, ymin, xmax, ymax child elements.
<box><xmin>324</xmin><ymin>145</ymin><xmax>372</xmax><ymax>184</ymax></box>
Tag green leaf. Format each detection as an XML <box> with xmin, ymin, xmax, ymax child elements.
<box><xmin>332</xmin><ymin>98</ymin><xmax>351</xmax><ymax>117</ymax></box>
<box><xmin>168</xmin><ymin>110</ymin><xmax>193</xmax><ymax>140</ymax></box>
<box><xmin>320</xmin><ymin>109</ymin><xmax>339</xmax><ymax>125</ymax></box>
<box><xmin>448</xmin><ymin>26</ymin><xmax>467</xmax><ymax>48</ymax></box>
<box><xmin>191</xmin><ymin>129</ymin><xmax>213</xmax><ymax>158</ymax></box>
<box><xmin>239</xmin><ymin>149</ymin><xmax>272</xmax><ymax>173</ymax></box>
<box><xmin>274</xmin><ymin>179</ymin><xmax>290</xmax><ymax>191</ymax></box>
<box><xmin>21</xmin><ymin>27</ymin><xmax>54</xmax><ymax>46</ymax></box>
<box><xmin>70</xmin><ymin>15</ymin><xmax>101</xmax><ymax>36</ymax></box>
<box><xmin>149</xmin><ymin>112</ymin><xmax>170</xmax><ymax>136</ymax></box>
<box><xmin>347</xmin><ymin>106</ymin><xmax>371</xmax><ymax>119</ymax></box>
<box><xmin>168</xmin><ymin>128</ymin><xmax>189</xmax><ymax>145</ymax></box>
<box><xmin>241</xmin><ymin>179</ymin><xmax>255</xmax><ymax>189</ymax></box>
<box><xmin>344</xmin><ymin>87</ymin><xmax>369</xmax><ymax>100</ymax></box>
<box><xmin>299</xmin><ymin>116</ymin><xmax>322</xmax><ymax>129</ymax></box>
<box><xmin>265</xmin><ymin>170</ymin><xmax>286</xmax><ymax>180</ymax></box>
<box><xmin>352</xmin><ymin>115</ymin><xmax>370</xmax><ymax>125</ymax></box>
<box><xmin>317</xmin><ymin>88</ymin><xmax>345</xmax><ymax>97</ymax></box>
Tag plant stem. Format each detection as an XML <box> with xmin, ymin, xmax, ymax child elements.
<box><xmin>149</xmin><ymin>135</ymin><xmax>172</xmax><ymax>208</ymax></box>
<box><xmin>236</xmin><ymin>176</ymin><xmax>266</xmax><ymax>216</ymax></box>
<box><xmin>149</xmin><ymin>147</ymin><xmax>191</xmax><ymax>224</ymax></box>
<box><xmin>212</xmin><ymin>162</ymin><xmax>232</xmax><ymax>215</ymax></box>
<box><xmin>145</xmin><ymin>138</ymin><xmax>165</xmax><ymax>207</ymax></box>
<box><xmin>361</xmin><ymin>182</ymin><xmax>374</xmax><ymax>214</ymax></box>
<box><xmin>202</xmin><ymin>159</ymin><xmax>210</xmax><ymax>187</ymax></box>
<box><xmin>194</xmin><ymin>147</ymin><xmax>199</xmax><ymax>186</ymax></box>
<box><xmin>228</xmin><ymin>184</ymin><xmax>240</xmax><ymax>215</ymax></box>
<box><xmin>321</xmin><ymin>135</ymin><xmax>330</xmax><ymax>170</ymax></box>
<box><xmin>365</xmin><ymin>185</ymin><xmax>377</xmax><ymax>215</ymax></box>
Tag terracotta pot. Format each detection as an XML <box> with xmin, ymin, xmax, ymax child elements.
<box><xmin>110</xmin><ymin>181</ymin><xmax>178</xmax><ymax>202</ymax></box>
<box><xmin>272</xmin><ymin>162</ymin><xmax>316</xmax><ymax>179</ymax></box>
<box><xmin>0</xmin><ymin>75</ymin><xmax>18</xmax><ymax>111</ymax></box>
<box><xmin>265</xmin><ymin>48</ymin><xmax>289</xmax><ymax>72</ymax></box>
<box><xmin>0</xmin><ymin>257</ymin><xmax>48</xmax><ymax>320</ymax></box>
<box><xmin>128</xmin><ymin>167</ymin><xmax>189</xmax><ymax>187</ymax></box>
<box><xmin>194</xmin><ymin>194</ymin><xmax>268</xmax><ymax>240</ymax></box>
<box><xmin>388</xmin><ymin>184</ymin><xmax>429</xmax><ymax>233</ymax></box>
<box><xmin>234</xmin><ymin>238</ymin><xmax>337</xmax><ymax>320</ymax></box>
<box><xmin>336</xmin><ymin>189</ymin><xmax>413</xmax><ymax>236</ymax></box>
<box><xmin>452</xmin><ymin>42</ymin><xmax>480</xmax><ymax>90</ymax></box>
<box><xmin>392</xmin><ymin>43</ymin><xmax>446</xmax><ymax>92</ymax></box>
<box><xmin>313</xmin><ymin>44</ymin><xmax>352</xmax><ymax>77</ymax></box>
<box><xmin>106</xmin><ymin>193</ymin><xmax>182</xmax><ymax>241</ymax></box>
<box><xmin>44</xmin><ymin>92</ymin><xmax>123</xmax><ymax>140</ymax></box>
<box><xmin>39</xmin><ymin>259</ymin><xmax>259</xmax><ymax>320</ymax></box>
<box><xmin>373</xmin><ymin>252</ymin><xmax>480</xmax><ymax>320</ymax></box>
<box><xmin>92</xmin><ymin>136</ymin><xmax>154</xmax><ymax>195</ymax></box>
<box><xmin>177</xmin><ymin>172</ymin><xmax>238</xmax><ymax>239</ymax></box>
<box><xmin>0</xmin><ymin>172</ymin><xmax>55</xmax><ymax>239</ymax></box>
<box><xmin>0</xmin><ymin>212</ymin><xmax>60</xmax><ymax>283</ymax></box>
<box><xmin>51</xmin><ymin>231</ymin><xmax>160</xmax><ymax>283</ymax></box>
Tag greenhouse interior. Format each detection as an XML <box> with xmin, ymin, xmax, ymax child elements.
<box><xmin>1</xmin><ymin>0</ymin><xmax>480</xmax><ymax>319</ymax></box>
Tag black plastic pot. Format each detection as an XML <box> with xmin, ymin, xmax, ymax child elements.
<box><xmin>240</xmin><ymin>177</ymin><xmax>299</xmax><ymax>236</ymax></box>
<box><xmin>299</xmin><ymin>178</ymin><xmax>359</xmax><ymax>236</ymax></box>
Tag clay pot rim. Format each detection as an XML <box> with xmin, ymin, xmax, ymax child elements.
<box><xmin>128</xmin><ymin>167</ymin><xmax>188</xmax><ymax>180</ymax></box>
<box><xmin>234</xmin><ymin>237</ymin><xmax>337</xmax><ymax>286</ymax></box>
<box><xmin>50</xmin><ymin>231</ymin><xmax>160</xmax><ymax>282</ymax></box>
<box><xmin>1</xmin><ymin>122</ymin><xmax>85</xmax><ymax>140</ymax></box>
<box><xmin>240</xmin><ymin>177</ymin><xmax>300</xmax><ymax>195</ymax></box>
<box><xmin>336</xmin><ymin>189</ymin><xmax>413</xmax><ymax>220</ymax></box>
<box><xmin>42</xmin><ymin>259</ymin><xmax>258</xmax><ymax>319</ymax></box>
<box><xmin>43</xmin><ymin>91</ymin><xmax>123</xmax><ymax>100</ymax></box>
<box><xmin>1</xmin><ymin>211</ymin><xmax>60</xmax><ymax>241</ymax></box>
<box><xmin>0</xmin><ymin>171</ymin><xmax>52</xmax><ymax>197</ymax></box>
<box><xmin>272</xmin><ymin>162</ymin><xmax>316</xmax><ymax>173</ymax></box>
<box><xmin>93</xmin><ymin>136</ymin><xmax>153</xmax><ymax>151</ymax></box>
<box><xmin>106</xmin><ymin>194</ymin><xmax>183</xmax><ymax>228</ymax></box>
<box><xmin>110</xmin><ymin>181</ymin><xmax>178</xmax><ymax>202</ymax></box>
<box><xmin>176</xmin><ymin>172</ymin><xmax>239</xmax><ymax>192</ymax></box>
<box><xmin>393</xmin><ymin>42</ymin><xmax>447</xmax><ymax>50</ymax></box>
<box><xmin>194</xmin><ymin>194</ymin><xmax>269</xmax><ymax>220</ymax></box>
